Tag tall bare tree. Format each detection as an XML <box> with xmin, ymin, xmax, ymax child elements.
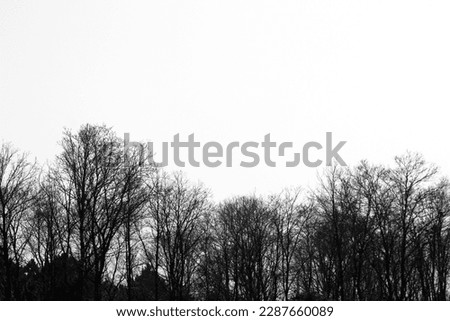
<box><xmin>53</xmin><ymin>124</ymin><xmax>149</xmax><ymax>299</ymax></box>
<box><xmin>139</xmin><ymin>172</ymin><xmax>210</xmax><ymax>300</ymax></box>
<box><xmin>0</xmin><ymin>143</ymin><xmax>37</xmax><ymax>300</ymax></box>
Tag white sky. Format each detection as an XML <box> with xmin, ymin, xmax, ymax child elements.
<box><xmin>1</xmin><ymin>0</ymin><xmax>449</xmax><ymax>200</ymax></box>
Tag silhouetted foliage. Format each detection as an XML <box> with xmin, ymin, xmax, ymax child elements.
<box><xmin>131</xmin><ymin>264</ymin><xmax>169</xmax><ymax>300</ymax></box>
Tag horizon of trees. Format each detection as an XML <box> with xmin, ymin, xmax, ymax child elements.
<box><xmin>1</xmin><ymin>124</ymin><xmax>450</xmax><ymax>301</ymax></box>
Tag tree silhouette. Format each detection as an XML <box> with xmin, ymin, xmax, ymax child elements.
<box><xmin>1</xmin><ymin>124</ymin><xmax>450</xmax><ymax>301</ymax></box>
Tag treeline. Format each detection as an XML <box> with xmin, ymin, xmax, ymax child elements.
<box><xmin>1</xmin><ymin>124</ymin><xmax>450</xmax><ymax>301</ymax></box>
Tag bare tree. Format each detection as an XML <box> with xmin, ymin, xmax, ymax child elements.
<box><xmin>269</xmin><ymin>188</ymin><xmax>311</xmax><ymax>300</ymax></box>
<box><xmin>53</xmin><ymin>124</ymin><xmax>149</xmax><ymax>299</ymax></box>
<box><xmin>213</xmin><ymin>196</ymin><xmax>277</xmax><ymax>300</ymax></box>
<box><xmin>0</xmin><ymin>143</ymin><xmax>37</xmax><ymax>300</ymax></box>
<box><xmin>389</xmin><ymin>152</ymin><xmax>437</xmax><ymax>299</ymax></box>
<box><xmin>140</xmin><ymin>172</ymin><xmax>210</xmax><ymax>300</ymax></box>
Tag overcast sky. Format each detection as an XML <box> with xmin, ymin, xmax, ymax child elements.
<box><xmin>1</xmin><ymin>0</ymin><xmax>449</xmax><ymax>200</ymax></box>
